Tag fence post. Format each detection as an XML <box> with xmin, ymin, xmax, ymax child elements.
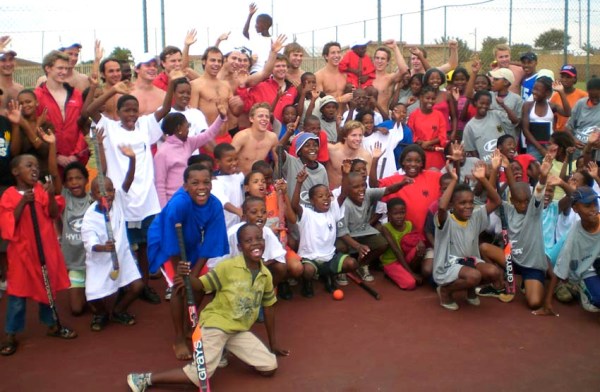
<box><xmin>564</xmin><ymin>0</ymin><xmax>569</xmax><ymax>65</ymax></box>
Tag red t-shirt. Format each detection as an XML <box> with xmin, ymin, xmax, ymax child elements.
<box><xmin>380</xmin><ymin>170</ymin><xmax>442</xmax><ymax>234</ymax></box>
<box><xmin>407</xmin><ymin>109</ymin><xmax>447</xmax><ymax>169</ymax></box>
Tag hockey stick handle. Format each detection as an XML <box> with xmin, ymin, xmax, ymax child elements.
<box><xmin>347</xmin><ymin>272</ymin><xmax>381</xmax><ymax>300</ymax></box>
<box><xmin>175</xmin><ymin>224</ymin><xmax>198</xmax><ymax>311</ymax></box>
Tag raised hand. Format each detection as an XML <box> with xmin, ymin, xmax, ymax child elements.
<box><xmin>6</xmin><ymin>99</ymin><xmax>21</xmax><ymax>124</ymax></box>
<box><xmin>471</xmin><ymin>160</ymin><xmax>487</xmax><ymax>180</ymax></box>
<box><xmin>409</xmin><ymin>47</ymin><xmax>422</xmax><ymax>57</ymax></box>
<box><xmin>37</xmin><ymin>127</ymin><xmax>55</xmax><ymax>144</ymax></box>
<box><xmin>92</xmin><ymin>127</ymin><xmax>105</xmax><ymax>144</ymax></box>
<box><xmin>88</xmin><ymin>73</ymin><xmax>99</xmax><ymax>87</ymax></box>
<box><xmin>445</xmin><ymin>160</ymin><xmax>458</xmax><ymax>181</ymax></box>
<box><xmin>450</xmin><ymin>86</ymin><xmax>460</xmax><ymax>102</ymax></box>
<box><xmin>287</xmin><ymin>116</ymin><xmax>300</xmax><ymax>134</ymax></box>
<box><xmin>296</xmin><ymin>167</ymin><xmax>308</xmax><ymax>183</ymax></box>
<box><xmin>588</xmin><ymin>161</ymin><xmax>599</xmax><ymax>178</ymax></box>
<box><xmin>383</xmin><ymin>39</ymin><xmax>397</xmax><ymax>49</ymax></box>
<box><xmin>113</xmin><ymin>81</ymin><xmax>131</xmax><ymax>95</ymax></box>
<box><xmin>274</xmin><ymin>178</ymin><xmax>287</xmax><ymax>193</ymax></box>
<box><xmin>552</xmin><ymin>80</ymin><xmax>564</xmax><ymax>93</ymax></box>
<box><xmin>341</xmin><ymin>159</ymin><xmax>353</xmax><ymax>176</ymax></box>
<box><xmin>490</xmin><ymin>149</ymin><xmax>502</xmax><ymax>170</ymax></box>
<box><xmin>168</xmin><ymin>68</ymin><xmax>186</xmax><ymax>81</ymax></box>
<box><xmin>471</xmin><ymin>59</ymin><xmax>481</xmax><ymax>74</ymax></box>
<box><xmin>249</xmin><ymin>2</ymin><xmax>258</xmax><ymax>15</ymax></box>
<box><xmin>184</xmin><ymin>29</ymin><xmax>197</xmax><ymax>47</ymax></box>
<box><xmin>94</xmin><ymin>39</ymin><xmax>104</xmax><ymax>61</ymax></box>
<box><xmin>371</xmin><ymin>141</ymin><xmax>384</xmax><ymax>160</ymax></box>
<box><xmin>36</xmin><ymin>107</ymin><xmax>48</xmax><ymax>128</ymax></box>
<box><xmin>445</xmin><ymin>141</ymin><xmax>463</xmax><ymax>162</ymax></box>
<box><xmin>118</xmin><ymin>144</ymin><xmax>135</xmax><ymax>158</ymax></box>
<box><xmin>0</xmin><ymin>36</ymin><xmax>11</xmax><ymax>53</ymax></box>
<box><xmin>546</xmin><ymin>175</ymin><xmax>563</xmax><ymax>187</ymax></box>
<box><xmin>217</xmin><ymin>31</ymin><xmax>231</xmax><ymax>42</ymax></box>
<box><xmin>540</xmin><ymin>153</ymin><xmax>554</xmax><ymax>178</ymax></box>
<box><xmin>271</xmin><ymin>35</ymin><xmax>287</xmax><ymax>53</ymax></box>
<box><xmin>447</xmin><ymin>39</ymin><xmax>458</xmax><ymax>49</ymax></box>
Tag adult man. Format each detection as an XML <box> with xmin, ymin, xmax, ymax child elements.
<box><xmin>284</xmin><ymin>42</ymin><xmax>305</xmax><ymax>86</ymax></box>
<box><xmin>99</xmin><ymin>57</ymin><xmax>123</xmax><ymax>119</ymax></box>
<box><xmin>326</xmin><ymin>120</ymin><xmax>372</xmax><ymax>190</ymax></box>
<box><xmin>408</xmin><ymin>40</ymin><xmax>458</xmax><ymax>76</ymax></box>
<box><xmin>492</xmin><ymin>44</ymin><xmax>525</xmax><ymax>95</ymax></box>
<box><xmin>372</xmin><ymin>40</ymin><xmax>408</xmax><ymax>111</ymax></box>
<box><xmin>315</xmin><ymin>42</ymin><xmax>352</xmax><ymax>104</ymax></box>
<box><xmin>131</xmin><ymin>53</ymin><xmax>166</xmax><ymax>115</ymax></box>
<box><xmin>36</xmin><ymin>42</ymin><xmax>89</xmax><ymax>91</ymax></box>
<box><xmin>120</xmin><ymin>60</ymin><xmax>133</xmax><ymax>82</ymax></box>
<box><xmin>34</xmin><ymin>50</ymin><xmax>87</xmax><ymax>169</ymax></box>
<box><xmin>154</xmin><ymin>46</ymin><xmax>183</xmax><ymax>91</ymax></box>
<box><xmin>0</xmin><ymin>48</ymin><xmax>23</xmax><ymax>114</ymax></box>
<box><xmin>231</xmin><ymin>103</ymin><xmax>279</xmax><ymax>175</ymax></box>
<box><xmin>190</xmin><ymin>47</ymin><xmax>243</xmax><ymax>143</ymax></box>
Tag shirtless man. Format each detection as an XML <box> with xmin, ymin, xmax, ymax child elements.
<box><xmin>190</xmin><ymin>47</ymin><xmax>243</xmax><ymax>140</ymax></box>
<box><xmin>326</xmin><ymin>120</ymin><xmax>372</xmax><ymax>189</ymax></box>
<box><xmin>409</xmin><ymin>39</ymin><xmax>458</xmax><ymax>76</ymax></box>
<box><xmin>373</xmin><ymin>40</ymin><xmax>408</xmax><ymax>111</ymax></box>
<box><xmin>36</xmin><ymin>42</ymin><xmax>89</xmax><ymax>91</ymax></box>
<box><xmin>99</xmin><ymin>57</ymin><xmax>123</xmax><ymax>119</ymax></box>
<box><xmin>315</xmin><ymin>42</ymin><xmax>352</xmax><ymax>104</ymax></box>
<box><xmin>231</xmin><ymin>102</ymin><xmax>279</xmax><ymax>174</ymax></box>
<box><xmin>130</xmin><ymin>53</ymin><xmax>166</xmax><ymax>115</ymax></box>
<box><xmin>154</xmin><ymin>46</ymin><xmax>182</xmax><ymax>91</ymax></box>
<box><xmin>0</xmin><ymin>48</ymin><xmax>23</xmax><ymax>114</ymax></box>
<box><xmin>284</xmin><ymin>42</ymin><xmax>305</xmax><ymax>86</ymax></box>
<box><xmin>492</xmin><ymin>44</ymin><xmax>525</xmax><ymax>95</ymax></box>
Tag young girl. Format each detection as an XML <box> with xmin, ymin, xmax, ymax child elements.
<box><xmin>434</xmin><ymin>160</ymin><xmax>504</xmax><ymax>310</ymax></box>
<box><xmin>1</xmin><ymin>152</ymin><xmax>76</xmax><ymax>356</ymax></box>
<box><xmin>448</xmin><ymin>66</ymin><xmax>469</xmax><ymax>140</ymax></box>
<box><xmin>154</xmin><ymin>102</ymin><xmax>226</xmax><ymax>207</ymax></box>
<box><xmin>522</xmin><ymin>77</ymin><xmax>571</xmax><ymax>162</ymax></box>
<box><xmin>463</xmin><ymin>59</ymin><xmax>492</xmax><ymax>129</ymax></box>
<box><xmin>402</xmin><ymin>73</ymin><xmax>423</xmax><ymax>116</ymax></box>
<box><xmin>407</xmin><ymin>86</ymin><xmax>447</xmax><ymax>169</ymax></box>
<box><xmin>17</xmin><ymin>89</ymin><xmax>54</xmax><ymax>175</ymax></box>
<box><xmin>422</xmin><ymin>68</ymin><xmax>457</xmax><ymax>141</ymax></box>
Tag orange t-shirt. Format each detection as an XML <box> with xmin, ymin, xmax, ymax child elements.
<box><xmin>550</xmin><ymin>88</ymin><xmax>587</xmax><ymax>131</ymax></box>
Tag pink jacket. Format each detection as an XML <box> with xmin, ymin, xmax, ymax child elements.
<box><xmin>154</xmin><ymin>116</ymin><xmax>225</xmax><ymax>207</ymax></box>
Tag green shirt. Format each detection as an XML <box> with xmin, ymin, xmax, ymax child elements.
<box><xmin>380</xmin><ymin>221</ymin><xmax>412</xmax><ymax>266</ymax></box>
<box><xmin>200</xmin><ymin>255</ymin><xmax>276</xmax><ymax>333</ymax></box>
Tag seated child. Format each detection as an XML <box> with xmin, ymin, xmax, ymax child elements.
<box><xmin>82</xmin><ymin>145</ymin><xmax>144</xmax><ymax>331</ymax></box>
<box><xmin>127</xmin><ymin>224</ymin><xmax>289</xmax><ymax>391</ymax></box>
<box><xmin>286</xmin><ymin>115</ymin><xmax>329</xmax><ymax>164</ymax></box>
<box><xmin>434</xmin><ymin>160</ymin><xmax>504</xmax><ymax>310</ymax></box>
<box><xmin>211</xmin><ymin>143</ymin><xmax>245</xmax><ymax>228</ymax></box>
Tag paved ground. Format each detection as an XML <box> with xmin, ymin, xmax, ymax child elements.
<box><xmin>1</xmin><ymin>272</ymin><xmax>599</xmax><ymax>392</ymax></box>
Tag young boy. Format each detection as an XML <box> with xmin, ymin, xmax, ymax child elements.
<box><xmin>1</xmin><ymin>153</ymin><xmax>76</xmax><ymax>356</ymax></box>
<box><xmin>480</xmin><ymin>152</ymin><xmax>553</xmax><ymax>308</ymax></box>
<box><xmin>211</xmin><ymin>142</ymin><xmax>244</xmax><ymax>228</ymax></box>
<box><xmin>550</xmin><ymin>65</ymin><xmax>587</xmax><ymax>132</ymax></box>
<box><xmin>519</xmin><ymin>52</ymin><xmax>538</xmax><ymax>101</ymax></box>
<box><xmin>567</xmin><ymin>77</ymin><xmax>600</xmax><ymax>156</ymax></box>
<box><xmin>82</xmin><ymin>144</ymin><xmax>144</xmax><ymax>331</ymax></box>
<box><xmin>434</xmin><ymin>160</ymin><xmax>504</xmax><ymax>310</ymax></box>
<box><xmin>536</xmin><ymin>186</ymin><xmax>600</xmax><ymax>316</ymax></box>
<box><xmin>286</xmin><ymin>115</ymin><xmax>329</xmax><ymax>164</ymax></box>
<box><xmin>127</xmin><ymin>223</ymin><xmax>289</xmax><ymax>391</ymax></box>
<box><xmin>339</xmin><ymin>40</ymin><xmax>375</xmax><ymax>89</ymax></box>
<box><xmin>488</xmin><ymin>67</ymin><xmax>522</xmax><ymax>138</ymax></box>
<box><xmin>497</xmin><ymin>134</ymin><xmax>539</xmax><ymax>185</ymax></box>
<box><xmin>147</xmin><ymin>164</ymin><xmax>229</xmax><ymax>360</ymax></box>
<box><xmin>318</xmin><ymin>95</ymin><xmax>340</xmax><ymax>143</ymax></box>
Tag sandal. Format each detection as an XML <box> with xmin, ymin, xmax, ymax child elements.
<box><xmin>47</xmin><ymin>325</ymin><xmax>78</xmax><ymax>339</ymax></box>
<box><xmin>112</xmin><ymin>311</ymin><xmax>136</xmax><ymax>326</ymax></box>
<box><xmin>0</xmin><ymin>340</ymin><xmax>17</xmax><ymax>356</ymax></box>
<box><xmin>91</xmin><ymin>314</ymin><xmax>109</xmax><ymax>332</ymax></box>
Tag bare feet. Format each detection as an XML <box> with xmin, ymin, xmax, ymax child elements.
<box><xmin>173</xmin><ymin>337</ymin><xmax>192</xmax><ymax>360</ymax></box>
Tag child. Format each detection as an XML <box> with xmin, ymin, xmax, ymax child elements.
<box><xmin>407</xmin><ymin>86</ymin><xmax>447</xmax><ymax>169</ymax></box>
<box><xmin>401</xmin><ymin>73</ymin><xmax>423</xmax><ymax>116</ymax></box>
<box><xmin>463</xmin><ymin>90</ymin><xmax>508</xmax><ymax>163</ymax></box>
<box><xmin>296</xmin><ymin>72</ymin><xmax>324</xmax><ymax>126</ymax></box>
<box><xmin>497</xmin><ymin>134</ymin><xmax>539</xmax><ymax>185</ymax></box>
<box><xmin>16</xmin><ymin>90</ymin><xmax>54</xmax><ymax>173</ymax></box>
<box><xmin>87</xmin><ymin>74</ymin><xmax>178</xmax><ymax>305</ymax></box>
<box><xmin>277</xmin><ymin>105</ymin><xmax>298</xmax><ymax>140</ymax></box>
<box><xmin>536</xmin><ymin>186</ymin><xmax>600</xmax><ymax>317</ymax></box>
<box><xmin>448</xmin><ymin>67</ymin><xmax>470</xmax><ymax>139</ymax></box>
<box><xmin>546</xmin><ymin>132</ymin><xmax>576</xmax><ymax>200</ymax></box>
<box><xmin>376</xmin><ymin>102</ymin><xmax>414</xmax><ymax>173</ymax></box>
<box><xmin>147</xmin><ymin>164</ymin><xmax>229</xmax><ymax>360</ymax></box>
<box><xmin>127</xmin><ymin>223</ymin><xmax>289</xmax><ymax>391</ymax></box>
<box><xmin>154</xmin><ymin>102</ymin><xmax>226</xmax><ymax>207</ymax></box>
<box><xmin>380</xmin><ymin>198</ymin><xmax>426</xmax><ymax>290</ymax></box>
<box><xmin>519</xmin><ymin>52</ymin><xmax>538</xmax><ymax>100</ymax></box>
<box><xmin>318</xmin><ymin>95</ymin><xmax>340</xmax><ymax>143</ymax></box>
<box><xmin>339</xmin><ymin>40</ymin><xmax>375</xmax><ymax>88</ymax></box>
<box><xmin>82</xmin><ymin>144</ymin><xmax>144</xmax><ymax>331</ymax></box>
<box><xmin>480</xmin><ymin>153</ymin><xmax>553</xmax><ymax>308</ymax></box>
<box><xmin>434</xmin><ymin>160</ymin><xmax>504</xmax><ymax>310</ymax></box>
<box><xmin>521</xmin><ymin>76</ymin><xmax>571</xmax><ymax>162</ymax></box>
<box><xmin>550</xmin><ymin>65</ymin><xmax>587</xmax><ymax>131</ymax></box>
<box><xmin>0</xmin><ymin>153</ymin><xmax>76</xmax><ymax>356</ymax></box>
<box><xmin>488</xmin><ymin>67</ymin><xmax>522</xmax><ymax>138</ymax></box>
<box><xmin>211</xmin><ymin>142</ymin><xmax>244</xmax><ymax>228</ymax></box>
<box><xmin>289</xmin><ymin>168</ymin><xmax>360</xmax><ymax>297</ymax></box>
<box><xmin>567</xmin><ymin>77</ymin><xmax>600</xmax><ymax>157</ymax></box>
<box><xmin>286</xmin><ymin>115</ymin><xmax>329</xmax><ymax>164</ymax></box>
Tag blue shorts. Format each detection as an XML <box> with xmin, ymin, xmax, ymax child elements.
<box><xmin>514</xmin><ymin>263</ymin><xmax>545</xmax><ymax>283</ymax></box>
<box><xmin>583</xmin><ymin>275</ymin><xmax>600</xmax><ymax>308</ymax></box>
<box><xmin>126</xmin><ymin>215</ymin><xmax>156</xmax><ymax>245</ymax></box>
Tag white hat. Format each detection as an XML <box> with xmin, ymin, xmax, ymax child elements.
<box><xmin>135</xmin><ymin>52</ymin><xmax>158</xmax><ymax>66</ymax></box>
<box><xmin>351</xmin><ymin>38</ymin><xmax>371</xmax><ymax>48</ymax></box>
<box><xmin>489</xmin><ymin>68</ymin><xmax>515</xmax><ymax>85</ymax></box>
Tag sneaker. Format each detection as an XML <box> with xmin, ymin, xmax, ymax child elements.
<box><xmin>277</xmin><ymin>281</ymin><xmax>293</xmax><ymax>300</ymax></box>
<box><xmin>466</xmin><ymin>296</ymin><xmax>481</xmax><ymax>306</ymax></box>
<box><xmin>140</xmin><ymin>285</ymin><xmax>161</xmax><ymax>305</ymax></box>
<box><xmin>436</xmin><ymin>286</ymin><xmax>459</xmax><ymax>311</ymax></box>
<box><xmin>218</xmin><ymin>353</ymin><xmax>229</xmax><ymax>368</ymax></box>
<box><xmin>554</xmin><ymin>282</ymin><xmax>573</xmax><ymax>303</ymax></box>
<box><xmin>335</xmin><ymin>273</ymin><xmax>349</xmax><ymax>286</ymax></box>
<box><xmin>322</xmin><ymin>274</ymin><xmax>336</xmax><ymax>293</ymax></box>
<box><xmin>165</xmin><ymin>287</ymin><xmax>172</xmax><ymax>301</ymax></box>
<box><xmin>579</xmin><ymin>282</ymin><xmax>600</xmax><ymax>313</ymax></box>
<box><xmin>90</xmin><ymin>314</ymin><xmax>109</xmax><ymax>332</ymax></box>
<box><xmin>127</xmin><ymin>373</ymin><xmax>151</xmax><ymax>392</ymax></box>
<box><xmin>476</xmin><ymin>284</ymin><xmax>504</xmax><ymax>298</ymax></box>
<box><xmin>301</xmin><ymin>279</ymin><xmax>314</xmax><ymax>298</ymax></box>
<box><xmin>356</xmin><ymin>265</ymin><xmax>374</xmax><ymax>282</ymax></box>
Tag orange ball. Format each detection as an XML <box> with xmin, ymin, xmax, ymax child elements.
<box><xmin>333</xmin><ymin>289</ymin><xmax>344</xmax><ymax>300</ymax></box>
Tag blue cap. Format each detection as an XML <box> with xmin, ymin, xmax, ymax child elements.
<box><xmin>295</xmin><ymin>132</ymin><xmax>319</xmax><ymax>155</ymax></box>
<box><xmin>571</xmin><ymin>186</ymin><xmax>600</xmax><ymax>206</ymax></box>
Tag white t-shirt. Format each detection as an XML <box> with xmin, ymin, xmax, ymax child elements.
<box><xmin>362</xmin><ymin>124</ymin><xmax>404</xmax><ymax>179</ymax></box>
<box><xmin>297</xmin><ymin>199</ymin><xmax>345</xmax><ymax>262</ymax></box>
<box><xmin>248</xmin><ymin>34</ymin><xmax>272</xmax><ymax>74</ymax></box>
<box><xmin>211</xmin><ymin>172</ymin><xmax>245</xmax><ymax>229</ymax></box>
<box><xmin>97</xmin><ymin>114</ymin><xmax>162</xmax><ymax>221</ymax></box>
<box><xmin>341</xmin><ymin>110</ymin><xmax>383</xmax><ymax>127</ymax></box>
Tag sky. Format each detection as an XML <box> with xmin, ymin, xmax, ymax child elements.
<box><xmin>1</xmin><ymin>0</ymin><xmax>598</xmax><ymax>63</ymax></box>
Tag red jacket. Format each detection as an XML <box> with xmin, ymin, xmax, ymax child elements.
<box><xmin>34</xmin><ymin>83</ymin><xmax>88</xmax><ymax>163</ymax></box>
<box><xmin>237</xmin><ymin>77</ymin><xmax>297</xmax><ymax>122</ymax></box>
<box><xmin>339</xmin><ymin>50</ymin><xmax>375</xmax><ymax>88</ymax></box>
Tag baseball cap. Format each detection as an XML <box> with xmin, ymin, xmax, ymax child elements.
<box><xmin>537</xmin><ymin>69</ymin><xmax>555</xmax><ymax>82</ymax></box>
<box><xmin>489</xmin><ymin>68</ymin><xmax>515</xmax><ymax>85</ymax></box>
<box><xmin>295</xmin><ymin>132</ymin><xmax>319</xmax><ymax>155</ymax></box>
<box><xmin>319</xmin><ymin>95</ymin><xmax>338</xmax><ymax>111</ymax></box>
<box><xmin>560</xmin><ymin>64</ymin><xmax>577</xmax><ymax>77</ymax></box>
<box><xmin>520</xmin><ymin>52</ymin><xmax>537</xmax><ymax>62</ymax></box>
<box><xmin>0</xmin><ymin>49</ymin><xmax>17</xmax><ymax>58</ymax></box>
<box><xmin>135</xmin><ymin>52</ymin><xmax>158</xmax><ymax>66</ymax></box>
<box><xmin>351</xmin><ymin>38</ymin><xmax>370</xmax><ymax>48</ymax></box>
<box><xmin>571</xmin><ymin>186</ymin><xmax>600</xmax><ymax>206</ymax></box>
<box><xmin>59</xmin><ymin>42</ymin><xmax>82</xmax><ymax>52</ymax></box>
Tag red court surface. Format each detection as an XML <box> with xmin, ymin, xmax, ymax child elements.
<box><xmin>1</xmin><ymin>273</ymin><xmax>599</xmax><ymax>392</ymax></box>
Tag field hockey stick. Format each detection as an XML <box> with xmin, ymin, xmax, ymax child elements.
<box><xmin>497</xmin><ymin>167</ymin><xmax>516</xmax><ymax>302</ymax></box>
<box><xmin>276</xmin><ymin>145</ymin><xmax>287</xmax><ymax>246</ymax></box>
<box><xmin>175</xmin><ymin>223</ymin><xmax>210</xmax><ymax>392</ymax></box>
<box><xmin>90</xmin><ymin>124</ymin><xmax>119</xmax><ymax>280</ymax></box>
<box><xmin>379</xmin><ymin>157</ymin><xmax>387</xmax><ymax>179</ymax></box>
<box><xmin>29</xmin><ymin>191</ymin><xmax>62</xmax><ymax>328</ymax></box>
<box><xmin>347</xmin><ymin>272</ymin><xmax>381</xmax><ymax>300</ymax></box>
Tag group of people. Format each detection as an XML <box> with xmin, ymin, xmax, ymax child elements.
<box><xmin>0</xmin><ymin>4</ymin><xmax>600</xmax><ymax>390</ymax></box>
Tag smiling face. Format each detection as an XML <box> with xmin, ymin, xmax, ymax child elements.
<box><xmin>373</xmin><ymin>49</ymin><xmax>390</xmax><ymax>72</ymax></box>
<box><xmin>244</xmin><ymin>172</ymin><xmax>267</xmax><ymax>198</ymax></box>
<box><xmin>237</xmin><ymin>225</ymin><xmax>265</xmax><ymax>263</ymax></box>
<box><xmin>474</xmin><ymin>75</ymin><xmax>491</xmax><ymax>92</ymax></box>
<box><xmin>102</xmin><ymin>60</ymin><xmax>122</xmax><ymax>86</ymax></box>
<box><xmin>474</xmin><ymin>94</ymin><xmax>491</xmax><ymax>118</ymax></box>
<box><xmin>411</xmin><ymin>54</ymin><xmax>423</xmax><ymax>71</ymax></box>
<box><xmin>18</xmin><ymin>91</ymin><xmax>38</xmax><ymax>117</ymax></box>
<box><xmin>216</xmin><ymin>150</ymin><xmax>239</xmax><ymax>175</ymax></box>
<box><xmin>184</xmin><ymin>169</ymin><xmax>212</xmax><ymax>206</ymax></box>
<box><xmin>45</xmin><ymin>59</ymin><xmax>69</xmax><ymax>83</ymax></box>
<box><xmin>243</xmin><ymin>199</ymin><xmax>267</xmax><ymax>228</ymax></box>
<box><xmin>174</xmin><ymin>82</ymin><xmax>191</xmax><ymax>109</ymax></box>
<box><xmin>495</xmin><ymin>50</ymin><xmax>511</xmax><ymax>68</ymax></box>
<box><xmin>344</xmin><ymin>127</ymin><xmax>364</xmax><ymax>150</ymax></box>
<box><xmin>420</xmin><ymin>91</ymin><xmax>436</xmax><ymax>112</ymax></box>
<box><xmin>360</xmin><ymin>113</ymin><xmax>374</xmax><ymax>135</ymax></box>
<box><xmin>310</xmin><ymin>185</ymin><xmax>332</xmax><ymax>213</ymax></box>
<box><xmin>574</xmin><ymin>200</ymin><xmax>600</xmax><ymax>225</ymax></box>
<box><xmin>273</xmin><ymin>60</ymin><xmax>288</xmax><ymax>81</ymax></box>
<box><xmin>288</xmin><ymin>50</ymin><xmax>303</xmax><ymax>70</ymax></box>
<box><xmin>299</xmin><ymin>139</ymin><xmax>319</xmax><ymax>163</ymax></box>
<box><xmin>498</xmin><ymin>137</ymin><xmax>517</xmax><ymax>160</ymax></box>
<box><xmin>162</xmin><ymin>52</ymin><xmax>182</xmax><ymax>73</ymax></box>
<box><xmin>401</xmin><ymin>151</ymin><xmax>424</xmax><ymax>178</ymax></box>
<box><xmin>521</xmin><ymin>59</ymin><xmax>537</xmax><ymax>76</ymax></box>
<box><xmin>425</xmin><ymin>71</ymin><xmax>443</xmax><ymax>89</ymax></box>
<box><xmin>203</xmin><ymin>51</ymin><xmax>223</xmax><ymax>77</ymax></box>
<box><xmin>348</xmin><ymin>174</ymin><xmax>367</xmax><ymax>204</ymax></box>
<box><xmin>388</xmin><ymin>204</ymin><xmax>406</xmax><ymax>229</ymax></box>
<box><xmin>325</xmin><ymin>45</ymin><xmax>342</xmax><ymax>67</ymax></box>
<box><xmin>451</xmin><ymin>190</ymin><xmax>475</xmax><ymax>220</ymax></box>
<box><xmin>136</xmin><ymin>60</ymin><xmax>158</xmax><ymax>81</ymax></box>
<box><xmin>250</xmin><ymin>107</ymin><xmax>271</xmax><ymax>132</ymax></box>
<box><xmin>452</xmin><ymin>73</ymin><xmax>468</xmax><ymax>92</ymax></box>
<box><xmin>62</xmin><ymin>47</ymin><xmax>80</xmax><ymax>67</ymax></box>
<box><xmin>0</xmin><ymin>54</ymin><xmax>16</xmax><ymax>76</ymax></box>
<box><xmin>392</xmin><ymin>105</ymin><xmax>407</xmax><ymax>123</ymax></box>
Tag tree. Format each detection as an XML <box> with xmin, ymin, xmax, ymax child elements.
<box><xmin>510</xmin><ymin>43</ymin><xmax>534</xmax><ymax>58</ymax></box>
<box><xmin>534</xmin><ymin>29</ymin><xmax>570</xmax><ymax>50</ymax></box>
<box><xmin>434</xmin><ymin>36</ymin><xmax>473</xmax><ymax>63</ymax></box>
<box><xmin>479</xmin><ymin>36</ymin><xmax>507</xmax><ymax>72</ymax></box>
<box><xmin>109</xmin><ymin>47</ymin><xmax>134</xmax><ymax>62</ymax></box>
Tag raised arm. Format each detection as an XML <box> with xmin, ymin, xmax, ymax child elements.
<box><xmin>246</xmin><ymin>35</ymin><xmax>288</xmax><ymax>87</ymax></box>
<box><xmin>6</xmin><ymin>100</ymin><xmax>23</xmax><ymax>157</ymax></box>
<box><xmin>385</xmin><ymin>40</ymin><xmax>409</xmax><ymax>82</ymax></box>
<box><xmin>38</xmin><ymin>128</ymin><xmax>60</xmax><ymax>192</ymax></box>
<box><xmin>87</xmin><ymin>82</ymin><xmax>131</xmax><ymax>123</ymax></box>
<box><xmin>154</xmin><ymin>70</ymin><xmax>183</xmax><ymax>122</ymax></box>
<box><xmin>473</xmin><ymin>160</ymin><xmax>501</xmax><ymax>213</ymax></box>
<box><xmin>550</xmin><ymin>81</ymin><xmax>572</xmax><ymax>117</ymax></box>
<box><xmin>118</xmin><ymin>145</ymin><xmax>136</xmax><ymax>193</ymax></box>
<box><xmin>409</xmin><ymin>47</ymin><xmax>430</xmax><ymax>72</ymax></box>
<box><xmin>465</xmin><ymin>59</ymin><xmax>481</xmax><ymax>99</ymax></box>
<box><xmin>290</xmin><ymin>168</ymin><xmax>307</xmax><ymax>222</ymax></box>
<box><xmin>437</xmin><ymin>40</ymin><xmax>458</xmax><ymax>73</ymax></box>
<box><xmin>181</xmin><ymin>29</ymin><xmax>197</xmax><ymax>70</ymax></box>
<box><xmin>437</xmin><ymin>163</ymin><xmax>459</xmax><ymax>226</ymax></box>
<box><xmin>243</xmin><ymin>3</ymin><xmax>258</xmax><ymax>39</ymax></box>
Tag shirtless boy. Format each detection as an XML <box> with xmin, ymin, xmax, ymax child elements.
<box><xmin>373</xmin><ymin>40</ymin><xmax>408</xmax><ymax>111</ymax></box>
<box><xmin>492</xmin><ymin>44</ymin><xmax>525</xmax><ymax>95</ymax></box>
<box><xmin>131</xmin><ymin>53</ymin><xmax>166</xmax><ymax>115</ymax></box>
<box><xmin>231</xmin><ymin>103</ymin><xmax>279</xmax><ymax>174</ymax></box>
<box><xmin>284</xmin><ymin>42</ymin><xmax>306</xmax><ymax>86</ymax></box>
<box><xmin>315</xmin><ymin>42</ymin><xmax>352</xmax><ymax>104</ymax></box>
<box><xmin>36</xmin><ymin>42</ymin><xmax>89</xmax><ymax>91</ymax></box>
<box><xmin>0</xmin><ymin>48</ymin><xmax>23</xmax><ymax>114</ymax></box>
<box><xmin>326</xmin><ymin>120</ymin><xmax>372</xmax><ymax>189</ymax></box>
